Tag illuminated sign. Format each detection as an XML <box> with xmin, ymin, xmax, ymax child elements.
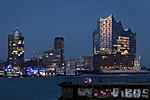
<box><xmin>83</xmin><ymin>77</ymin><xmax>92</xmax><ymax>84</ymax></box>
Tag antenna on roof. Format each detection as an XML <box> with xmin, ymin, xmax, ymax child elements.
<box><xmin>16</xmin><ymin>21</ymin><xmax>18</xmax><ymax>30</ymax></box>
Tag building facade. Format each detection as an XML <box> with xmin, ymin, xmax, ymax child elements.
<box><xmin>93</xmin><ymin>29</ymin><xmax>100</xmax><ymax>54</ymax></box>
<box><xmin>65</xmin><ymin>58</ymin><xmax>76</xmax><ymax>70</ymax></box>
<box><xmin>93</xmin><ymin>14</ymin><xmax>136</xmax><ymax>70</ymax></box>
<box><xmin>54</xmin><ymin>37</ymin><xmax>64</xmax><ymax>67</ymax></box>
<box><xmin>93</xmin><ymin>14</ymin><xmax>136</xmax><ymax>55</ymax></box>
<box><xmin>133</xmin><ymin>56</ymin><xmax>141</xmax><ymax>70</ymax></box>
<box><xmin>65</xmin><ymin>56</ymin><xmax>93</xmax><ymax>70</ymax></box>
<box><xmin>43</xmin><ymin>49</ymin><xmax>62</xmax><ymax>70</ymax></box>
<box><xmin>93</xmin><ymin>53</ymin><xmax>135</xmax><ymax>70</ymax></box>
<box><xmin>25</xmin><ymin>55</ymin><xmax>43</xmax><ymax>67</ymax></box>
<box><xmin>7</xmin><ymin>27</ymin><xmax>24</xmax><ymax>67</ymax></box>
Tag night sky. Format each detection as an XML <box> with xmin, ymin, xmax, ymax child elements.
<box><xmin>0</xmin><ymin>0</ymin><xmax>150</xmax><ymax>66</ymax></box>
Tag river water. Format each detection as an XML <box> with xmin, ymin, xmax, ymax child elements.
<box><xmin>0</xmin><ymin>74</ymin><xmax>150</xmax><ymax>100</ymax></box>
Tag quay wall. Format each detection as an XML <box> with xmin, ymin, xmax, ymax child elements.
<box><xmin>59</xmin><ymin>77</ymin><xmax>150</xmax><ymax>100</ymax></box>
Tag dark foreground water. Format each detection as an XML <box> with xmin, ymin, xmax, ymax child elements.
<box><xmin>0</xmin><ymin>74</ymin><xmax>150</xmax><ymax>100</ymax></box>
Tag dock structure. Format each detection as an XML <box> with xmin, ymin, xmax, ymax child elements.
<box><xmin>58</xmin><ymin>77</ymin><xmax>150</xmax><ymax>100</ymax></box>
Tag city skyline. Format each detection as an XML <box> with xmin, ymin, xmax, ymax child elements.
<box><xmin>0</xmin><ymin>1</ymin><xmax>150</xmax><ymax>65</ymax></box>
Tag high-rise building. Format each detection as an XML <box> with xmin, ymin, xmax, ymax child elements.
<box><xmin>93</xmin><ymin>29</ymin><xmax>100</xmax><ymax>54</ymax></box>
<box><xmin>93</xmin><ymin>14</ymin><xmax>136</xmax><ymax>55</ymax></box>
<box><xmin>7</xmin><ymin>27</ymin><xmax>24</xmax><ymax>67</ymax></box>
<box><xmin>8</xmin><ymin>35</ymin><xmax>13</xmax><ymax>60</ymax></box>
<box><xmin>93</xmin><ymin>14</ymin><xmax>136</xmax><ymax>70</ymax></box>
<box><xmin>54</xmin><ymin>37</ymin><xmax>64</xmax><ymax>67</ymax></box>
<box><xmin>43</xmin><ymin>49</ymin><xmax>62</xmax><ymax>70</ymax></box>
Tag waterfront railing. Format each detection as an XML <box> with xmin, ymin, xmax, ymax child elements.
<box><xmin>61</xmin><ymin>77</ymin><xmax>150</xmax><ymax>85</ymax></box>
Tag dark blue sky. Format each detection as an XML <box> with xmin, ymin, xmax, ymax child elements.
<box><xmin>0</xmin><ymin>0</ymin><xmax>150</xmax><ymax>65</ymax></box>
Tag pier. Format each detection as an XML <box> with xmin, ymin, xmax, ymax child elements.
<box><xmin>58</xmin><ymin>77</ymin><xmax>150</xmax><ymax>100</ymax></box>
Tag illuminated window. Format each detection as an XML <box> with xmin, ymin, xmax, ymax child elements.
<box><xmin>9</xmin><ymin>43</ymin><xmax>11</xmax><ymax>46</ymax></box>
<box><xmin>100</xmin><ymin>48</ymin><xmax>105</xmax><ymax>50</ymax></box>
<box><xmin>9</xmin><ymin>58</ymin><xmax>12</xmax><ymax>60</ymax></box>
<box><xmin>50</xmin><ymin>53</ymin><xmax>53</xmax><ymax>55</ymax></box>
<box><xmin>13</xmin><ymin>44</ymin><xmax>16</xmax><ymax>46</ymax></box>
<box><xmin>52</xmin><ymin>63</ymin><xmax>56</xmax><ymax>66</ymax></box>
<box><xmin>13</xmin><ymin>50</ymin><xmax>18</xmax><ymax>53</ymax></box>
<box><xmin>18</xmin><ymin>40</ymin><xmax>22</xmax><ymax>44</ymax></box>
<box><xmin>122</xmin><ymin>50</ymin><xmax>129</xmax><ymax>55</ymax></box>
<box><xmin>102</xmin><ymin>56</ymin><xmax>107</xmax><ymax>59</ymax></box>
<box><xmin>22</xmin><ymin>41</ymin><xmax>24</xmax><ymax>44</ymax></box>
<box><xmin>57</xmin><ymin>55</ymin><xmax>61</xmax><ymax>57</ymax></box>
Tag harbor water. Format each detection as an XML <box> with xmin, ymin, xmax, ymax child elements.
<box><xmin>0</xmin><ymin>74</ymin><xmax>150</xmax><ymax>100</ymax></box>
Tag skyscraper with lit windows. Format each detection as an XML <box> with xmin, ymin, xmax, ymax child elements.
<box><xmin>54</xmin><ymin>37</ymin><xmax>64</xmax><ymax>68</ymax></box>
<box><xmin>93</xmin><ymin>14</ymin><xmax>136</xmax><ymax>55</ymax></box>
<box><xmin>93</xmin><ymin>14</ymin><xmax>137</xmax><ymax>70</ymax></box>
<box><xmin>7</xmin><ymin>27</ymin><xmax>24</xmax><ymax>66</ymax></box>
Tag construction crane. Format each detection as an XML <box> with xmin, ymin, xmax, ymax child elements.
<box><xmin>30</xmin><ymin>49</ymin><xmax>43</xmax><ymax>58</ymax></box>
<box><xmin>29</xmin><ymin>49</ymin><xmax>44</xmax><ymax>66</ymax></box>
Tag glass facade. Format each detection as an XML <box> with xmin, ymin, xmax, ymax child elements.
<box><xmin>93</xmin><ymin>29</ymin><xmax>100</xmax><ymax>54</ymax></box>
<box><xmin>93</xmin><ymin>14</ymin><xmax>136</xmax><ymax>55</ymax></box>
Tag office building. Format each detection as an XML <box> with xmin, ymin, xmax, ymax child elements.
<box><xmin>25</xmin><ymin>55</ymin><xmax>43</xmax><ymax>67</ymax></box>
<box><xmin>7</xmin><ymin>27</ymin><xmax>24</xmax><ymax>67</ymax></box>
<box><xmin>43</xmin><ymin>49</ymin><xmax>62</xmax><ymax>70</ymax></box>
<box><xmin>65</xmin><ymin>56</ymin><xmax>93</xmax><ymax>70</ymax></box>
<box><xmin>54</xmin><ymin>37</ymin><xmax>64</xmax><ymax>67</ymax></box>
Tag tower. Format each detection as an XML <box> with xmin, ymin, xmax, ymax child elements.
<box><xmin>7</xmin><ymin>26</ymin><xmax>24</xmax><ymax>67</ymax></box>
<box><xmin>54</xmin><ymin>37</ymin><xmax>64</xmax><ymax>68</ymax></box>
